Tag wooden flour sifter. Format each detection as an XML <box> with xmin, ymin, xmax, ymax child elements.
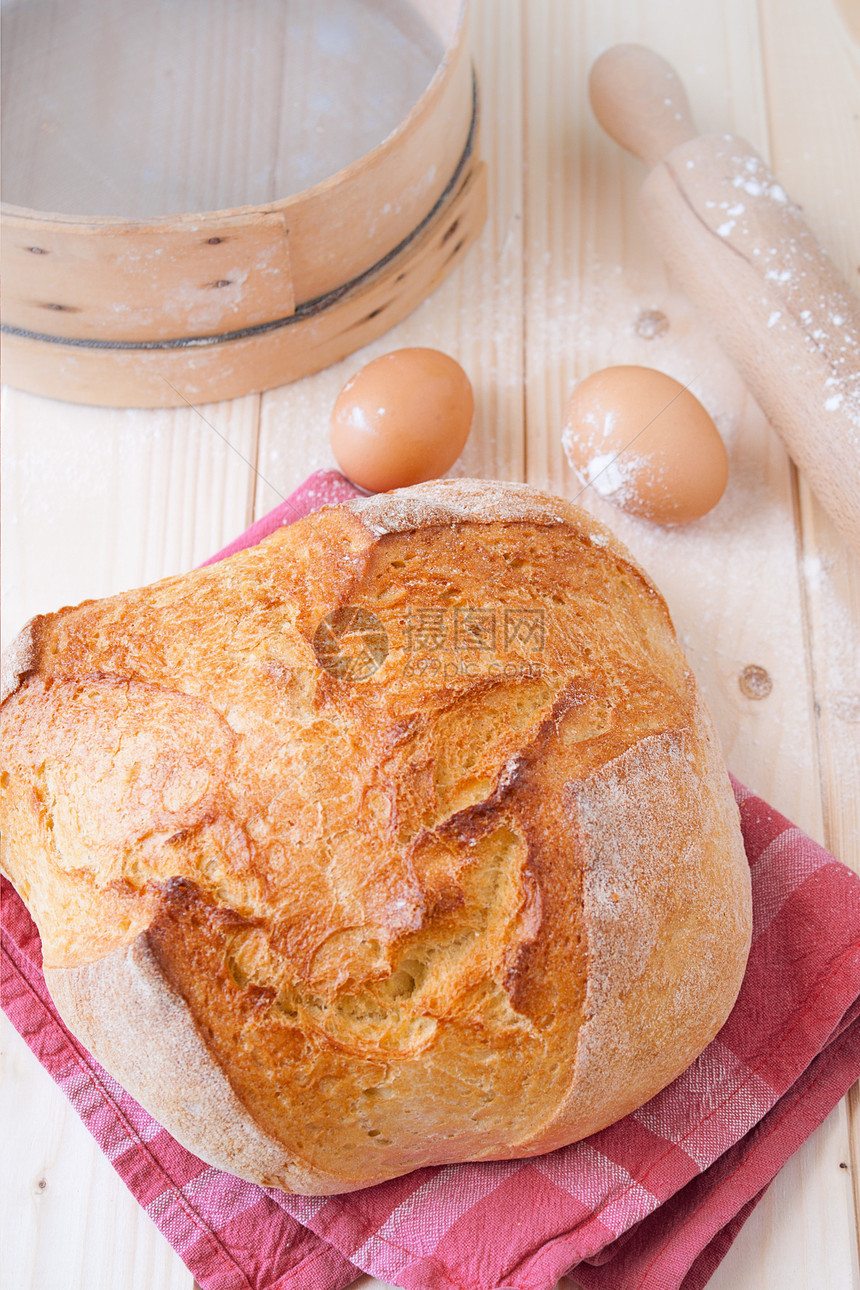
<box><xmin>1</xmin><ymin>0</ymin><xmax>486</xmax><ymax>409</ymax></box>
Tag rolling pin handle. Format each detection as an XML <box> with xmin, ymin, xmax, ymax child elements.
<box><xmin>589</xmin><ymin>44</ymin><xmax>698</xmax><ymax>167</ymax></box>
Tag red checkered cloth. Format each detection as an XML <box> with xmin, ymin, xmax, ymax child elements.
<box><xmin>3</xmin><ymin>470</ymin><xmax>859</xmax><ymax>1290</ymax></box>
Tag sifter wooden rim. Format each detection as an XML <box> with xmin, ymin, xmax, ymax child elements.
<box><xmin>1</xmin><ymin>3</ymin><xmax>468</xmax><ymax>234</ymax></box>
<box><xmin>0</xmin><ymin>0</ymin><xmax>487</xmax><ymax>405</ymax></box>
<box><xmin>1</xmin><ymin>73</ymin><xmax>478</xmax><ymax>355</ymax></box>
<box><xmin>1</xmin><ymin>4</ymin><xmax>476</xmax><ymax>333</ymax></box>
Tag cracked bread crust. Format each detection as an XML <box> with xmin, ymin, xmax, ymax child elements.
<box><xmin>0</xmin><ymin>479</ymin><xmax>751</xmax><ymax>1192</ymax></box>
<box><xmin>45</xmin><ymin>934</ymin><xmax>344</xmax><ymax>1192</ymax></box>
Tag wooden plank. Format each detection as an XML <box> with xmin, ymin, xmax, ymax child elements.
<box><xmin>757</xmin><ymin>0</ymin><xmax>860</xmax><ymax>1265</ymax></box>
<box><xmin>521</xmin><ymin>3</ymin><xmax>857</xmax><ymax>1289</ymax></box>
<box><xmin>0</xmin><ymin>1015</ymin><xmax>194</xmax><ymax>1290</ymax></box>
<box><xmin>755</xmin><ymin>0</ymin><xmax>860</xmax><ymax>868</ymax></box>
<box><xmin>0</xmin><ymin>386</ymin><xmax>259</xmax><ymax>650</ymax></box>
<box><xmin>0</xmin><ymin>383</ymin><xmax>260</xmax><ymax>1289</ymax></box>
<box><xmin>562</xmin><ymin>1101</ymin><xmax>859</xmax><ymax>1290</ymax></box>
<box><xmin>1</xmin><ymin>1</ymin><xmax>858</xmax><ymax>1287</ymax></box>
<box><xmin>708</xmin><ymin>1103</ymin><xmax>859</xmax><ymax>1289</ymax></box>
<box><xmin>521</xmin><ymin>0</ymin><xmax>823</xmax><ymax>832</ymax></box>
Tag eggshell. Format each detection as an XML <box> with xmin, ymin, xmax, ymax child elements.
<box><xmin>330</xmin><ymin>348</ymin><xmax>474</xmax><ymax>492</ymax></box>
<box><xmin>561</xmin><ymin>365</ymin><xmax>729</xmax><ymax>525</ymax></box>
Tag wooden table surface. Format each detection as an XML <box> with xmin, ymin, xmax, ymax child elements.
<box><xmin>2</xmin><ymin>1</ymin><xmax>859</xmax><ymax>1287</ymax></box>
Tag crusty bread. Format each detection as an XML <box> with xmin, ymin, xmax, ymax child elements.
<box><xmin>0</xmin><ymin>479</ymin><xmax>751</xmax><ymax>1193</ymax></box>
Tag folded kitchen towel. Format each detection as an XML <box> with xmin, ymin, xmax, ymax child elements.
<box><xmin>2</xmin><ymin>469</ymin><xmax>859</xmax><ymax>1290</ymax></box>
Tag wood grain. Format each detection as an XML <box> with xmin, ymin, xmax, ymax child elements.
<box><xmin>758</xmin><ymin>0</ymin><xmax>860</xmax><ymax>1259</ymax></box>
<box><xmin>756</xmin><ymin>0</ymin><xmax>860</xmax><ymax>866</ymax></box>
<box><xmin>522</xmin><ymin>2</ymin><xmax>858</xmax><ymax>1287</ymax></box>
<box><xmin>521</xmin><ymin>0</ymin><xmax>824</xmax><ymax>836</ymax></box>
<box><xmin>0</xmin><ymin>1</ymin><xmax>858</xmax><ymax>1287</ymax></box>
<box><xmin>0</xmin><ymin>1014</ymin><xmax>194</xmax><ymax>1290</ymax></box>
<box><xmin>0</xmin><ymin>387</ymin><xmax>261</xmax><ymax>650</ymax></box>
<box><xmin>589</xmin><ymin>41</ymin><xmax>860</xmax><ymax>555</ymax></box>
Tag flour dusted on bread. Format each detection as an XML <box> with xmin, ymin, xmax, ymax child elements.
<box><xmin>0</xmin><ymin>480</ymin><xmax>751</xmax><ymax>1194</ymax></box>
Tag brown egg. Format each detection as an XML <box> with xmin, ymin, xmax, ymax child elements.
<box><xmin>330</xmin><ymin>348</ymin><xmax>474</xmax><ymax>492</ymax></box>
<box><xmin>562</xmin><ymin>366</ymin><xmax>728</xmax><ymax>525</ymax></box>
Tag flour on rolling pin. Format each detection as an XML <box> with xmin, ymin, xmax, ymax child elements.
<box><xmin>657</xmin><ymin>135</ymin><xmax>859</xmax><ymax>420</ymax></box>
<box><xmin>589</xmin><ymin>45</ymin><xmax>860</xmax><ymax>555</ymax></box>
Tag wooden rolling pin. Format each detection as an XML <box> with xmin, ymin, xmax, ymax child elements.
<box><xmin>589</xmin><ymin>44</ymin><xmax>860</xmax><ymax>554</ymax></box>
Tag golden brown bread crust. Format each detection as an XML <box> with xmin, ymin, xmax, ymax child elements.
<box><xmin>1</xmin><ymin>479</ymin><xmax>751</xmax><ymax>1192</ymax></box>
<box><xmin>45</xmin><ymin>935</ymin><xmax>343</xmax><ymax>1191</ymax></box>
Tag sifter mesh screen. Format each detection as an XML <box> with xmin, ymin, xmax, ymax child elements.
<box><xmin>1</xmin><ymin>0</ymin><xmax>443</xmax><ymax>219</ymax></box>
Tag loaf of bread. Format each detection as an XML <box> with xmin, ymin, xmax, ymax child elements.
<box><xmin>0</xmin><ymin>479</ymin><xmax>751</xmax><ymax>1194</ymax></box>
